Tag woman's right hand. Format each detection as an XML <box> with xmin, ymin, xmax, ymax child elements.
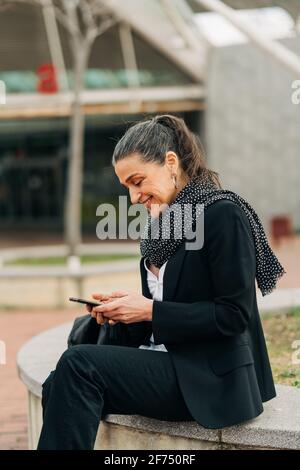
<box><xmin>86</xmin><ymin>292</ymin><xmax>125</xmax><ymax>326</ymax></box>
<box><xmin>85</xmin><ymin>293</ymin><xmax>110</xmax><ymax>325</ymax></box>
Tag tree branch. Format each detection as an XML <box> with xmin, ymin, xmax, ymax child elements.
<box><xmin>85</xmin><ymin>17</ymin><xmax>116</xmax><ymax>46</ymax></box>
<box><xmin>0</xmin><ymin>0</ymin><xmax>118</xmax><ymax>51</ymax></box>
<box><xmin>51</xmin><ymin>4</ymin><xmax>81</xmax><ymax>37</ymax></box>
<box><xmin>78</xmin><ymin>0</ymin><xmax>96</xmax><ymax>31</ymax></box>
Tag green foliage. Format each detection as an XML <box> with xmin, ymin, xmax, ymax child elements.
<box><xmin>6</xmin><ymin>253</ymin><xmax>139</xmax><ymax>267</ymax></box>
<box><xmin>291</xmin><ymin>380</ymin><xmax>300</xmax><ymax>388</ymax></box>
<box><xmin>287</xmin><ymin>307</ymin><xmax>300</xmax><ymax>318</ymax></box>
<box><xmin>278</xmin><ymin>368</ymin><xmax>297</xmax><ymax>379</ymax></box>
<box><xmin>262</xmin><ymin>312</ymin><xmax>300</xmax><ymax>388</ymax></box>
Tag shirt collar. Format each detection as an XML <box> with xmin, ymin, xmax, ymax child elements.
<box><xmin>143</xmin><ymin>257</ymin><xmax>168</xmax><ymax>279</ymax></box>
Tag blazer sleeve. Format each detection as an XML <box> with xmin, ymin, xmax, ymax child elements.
<box><xmin>152</xmin><ymin>201</ymin><xmax>257</xmax><ymax>344</ymax></box>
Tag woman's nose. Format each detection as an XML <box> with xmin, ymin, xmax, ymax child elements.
<box><xmin>129</xmin><ymin>188</ymin><xmax>141</xmax><ymax>205</ymax></box>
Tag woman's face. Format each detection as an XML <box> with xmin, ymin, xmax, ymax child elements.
<box><xmin>114</xmin><ymin>153</ymin><xmax>181</xmax><ymax>217</ymax></box>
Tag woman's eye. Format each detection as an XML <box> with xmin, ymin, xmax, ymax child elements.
<box><xmin>134</xmin><ymin>180</ymin><xmax>142</xmax><ymax>186</ymax></box>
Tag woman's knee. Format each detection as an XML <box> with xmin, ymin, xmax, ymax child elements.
<box><xmin>53</xmin><ymin>345</ymin><xmax>113</xmax><ymax>394</ymax></box>
<box><xmin>41</xmin><ymin>350</ymin><xmax>79</xmax><ymax>397</ymax></box>
<box><xmin>55</xmin><ymin>345</ymin><xmax>108</xmax><ymax>379</ymax></box>
<box><xmin>56</xmin><ymin>345</ymin><xmax>87</xmax><ymax>370</ymax></box>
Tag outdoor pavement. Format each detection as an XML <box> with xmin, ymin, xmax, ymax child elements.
<box><xmin>0</xmin><ymin>309</ymin><xmax>74</xmax><ymax>450</ymax></box>
<box><xmin>0</xmin><ymin>235</ymin><xmax>299</xmax><ymax>449</ymax></box>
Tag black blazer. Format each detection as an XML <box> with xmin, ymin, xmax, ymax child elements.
<box><xmin>109</xmin><ymin>199</ymin><xmax>276</xmax><ymax>429</ymax></box>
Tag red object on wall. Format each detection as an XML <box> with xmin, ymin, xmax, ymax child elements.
<box><xmin>270</xmin><ymin>215</ymin><xmax>293</xmax><ymax>242</ymax></box>
<box><xmin>36</xmin><ymin>64</ymin><xmax>58</xmax><ymax>93</ymax></box>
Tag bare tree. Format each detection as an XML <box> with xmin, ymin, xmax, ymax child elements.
<box><xmin>1</xmin><ymin>0</ymin><xmax>118</xmax><ymax>259</ymax></box>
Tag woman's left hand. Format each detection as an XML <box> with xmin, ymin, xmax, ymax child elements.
<box><xmin>92</xmin><ymin>290</ymin><xmax>153</xmax><ymax>325</ymax></box>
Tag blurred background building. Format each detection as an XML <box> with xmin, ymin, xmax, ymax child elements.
<box><xmin>0</xmin><ymin>0</ymin><xmax>299</xmax><ymax>240</ymax></box>
<box><xmin>1</xmin><ymin>2</ymin><xmax>300</xmax><ymax>453</ymax></box>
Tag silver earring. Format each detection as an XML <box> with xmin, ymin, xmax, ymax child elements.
<box><xmin>172</xmin><ymin>174</ymin><xmax>178</xmax><ymax>189</ymax></box>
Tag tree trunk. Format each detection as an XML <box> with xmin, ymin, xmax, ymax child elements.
<box><xmin>64</xmin><ymin>47</ymin><xmax>88</xmax><ymax>257</ymax></box>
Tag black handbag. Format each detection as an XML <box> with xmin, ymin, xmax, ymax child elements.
<box><xmin>67</xmin><ymin>314</ymin><xmax>114</xmax><ymax>348</ymax></box>
<box><xmin>67</xmin><ymin>313</ymin><xmax>153</xmax><ymax>349</ymax></box>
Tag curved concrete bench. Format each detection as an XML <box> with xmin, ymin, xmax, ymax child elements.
<box><xmin>17</xmin><ymin>323</ymin><xmax>300</xmax><ymax>450</ymax></box>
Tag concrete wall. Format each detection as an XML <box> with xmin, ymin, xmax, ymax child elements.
<box><xmin>26</xmin><ymin>392</ymin><xmax>271</xmax><ymax>450</ymax></box>
<box><xmin>27</xmin><ymin>392</ymin><xmax>220</xmax><ymax>450</ymax></box>
<box><xmin>205</xmin><ymin>36</ymin><xmax>300</xmax><ymax>233</ymax></box>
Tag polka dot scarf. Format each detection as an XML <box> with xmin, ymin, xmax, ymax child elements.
<box><xmin>140</xmin><ymin>176</ymin><xmax>286</xmax><ymax>296</ymax></box>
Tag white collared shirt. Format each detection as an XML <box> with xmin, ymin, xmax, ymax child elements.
<box><xmin>138</xmin><ymin>257</ymin><xmax>168</xmax><ymax>352</ymax></box>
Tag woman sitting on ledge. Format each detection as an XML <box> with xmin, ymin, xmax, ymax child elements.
<box><xmin>37</xmin><ymin>114</ymin><xmax>285</xmax><ymax>450</ymax></box>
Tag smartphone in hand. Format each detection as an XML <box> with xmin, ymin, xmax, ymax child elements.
<box><xmin>69</xmin><ymin>297</ymin><xmax>103</xmax><ymax>307</ymax></box>
<box><xmin>69</xmin><ymin>297</ymin><xmax>115</xmax><ymax>326</ymax></box>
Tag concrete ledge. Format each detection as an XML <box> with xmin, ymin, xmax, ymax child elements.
<box><xmin>17</xmin><ymin>322</ymin><xmax>300</xmax><ymax>450</ymax></box>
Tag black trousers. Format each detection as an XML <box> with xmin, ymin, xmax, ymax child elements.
<box><xmin>37</xmin><ymin>344</ymin><xmax>194</xmax><ymax>450</ymax></box>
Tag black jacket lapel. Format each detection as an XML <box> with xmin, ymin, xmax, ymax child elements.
<box><xmin>140</xmin><ymin>243</ymin><xmax>187</xmax><ymax>302</ymax></box>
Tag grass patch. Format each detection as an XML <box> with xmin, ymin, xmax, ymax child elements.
<box><xmin>5</xmin><ymin>253</ymin><xmax>140</xmax><ymax>267</ymax></box>
<box><xmin>262</xmin><ymin>308</ymin><xmax>300</xmax><ymax>388</ymax></box>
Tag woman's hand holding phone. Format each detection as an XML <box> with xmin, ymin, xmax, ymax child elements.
<box><xmin>85</xmin><ymin>293</ymin><xmax>110</xmax><ymax>325</ymax></box>
<box><xmin>86</xmin><ymin>292</ymin><xmax>128</xmax><ymax>326</ymax></box>
<box><xmin>92</xmin><ymin>291</ymin><xmax>153</xmax><ymax>325</ymax></box>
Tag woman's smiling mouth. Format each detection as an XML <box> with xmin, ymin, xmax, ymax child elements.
<box><xmin>141</xmin><ymin>196</ymin><xmax>152</xmax><ymax>208</ymax></box>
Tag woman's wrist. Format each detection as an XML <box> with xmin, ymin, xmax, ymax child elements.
<box><xmin>144</xmin><ymin>299</ymin><xmax>154</xmax><ymax>321</ymax></box>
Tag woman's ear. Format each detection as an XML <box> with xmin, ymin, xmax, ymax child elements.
<box><xmin>165</xmin><ymin>151</ymin><xmax>179</xmax><ymax>173</ymax></box>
